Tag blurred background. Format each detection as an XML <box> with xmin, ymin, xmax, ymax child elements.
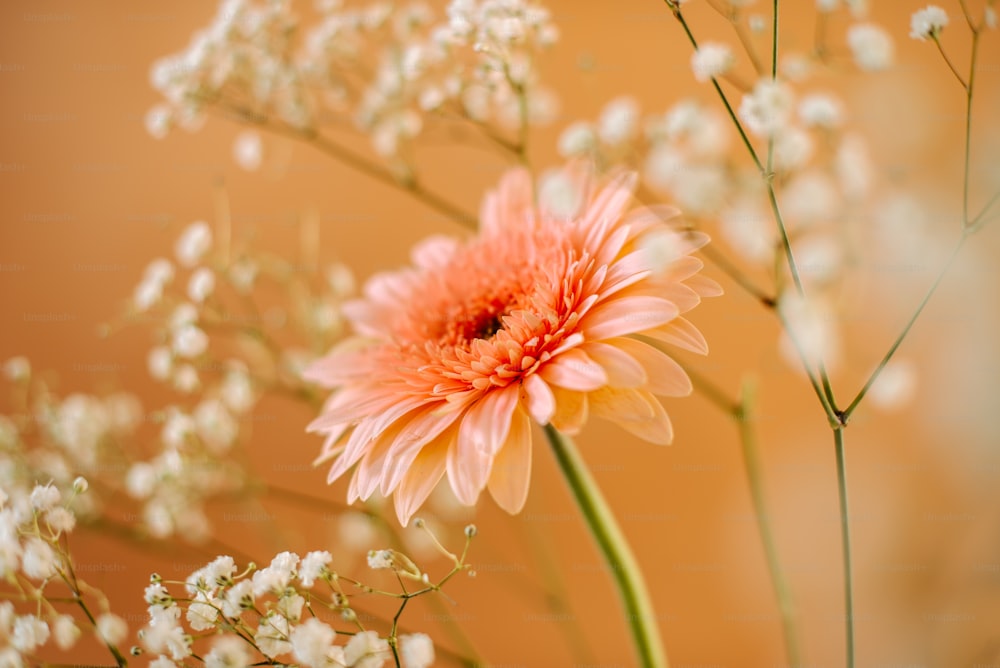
<box><xmin>1</xmin><ymin>0</ymin><xmax>999</xmax><ymax>666</ymax></box>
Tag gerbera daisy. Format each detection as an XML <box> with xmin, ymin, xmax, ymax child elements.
<box><xmin>305</xmin><ymin>166</ymin><xmax>720</xmax><ymax>524</ymax></box>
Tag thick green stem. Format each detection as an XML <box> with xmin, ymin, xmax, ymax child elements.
<box><xmin>737</xmin><ymin>380</ymin><xmax>803</xmax><ymax>668</ymax></box>
<box><xmin>833</xmin><ymin>427</ymin><xmax>854</xmax><ymax>668</ymax></box>
<box><xmin>543</xmin><ymin>425</ymin><xmax>667</xmax><ymax>668</ymax></box>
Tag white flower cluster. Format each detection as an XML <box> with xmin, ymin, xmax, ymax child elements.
<box><xmin>150</xmin><ymin>0</ymin><xmax>560</xmax><ymax>170</ymax></box>
<box><xmin>148</xmin><ymin>0</ymin><xmax>311</xmax><ymax>138</ymax></box>
<box><xmin>0</xmin><ymin>480</ymin><xmax>129</xmax><ymax>667</ymax></box>
<box><xmin>140</xmin><ymin>549</ymin><xmax>438</xmax><ymax>668</ymax></box>
<box><xmin>909</xmin><ymin>5</ymin><xmax>949</xmax><ymax>41</ymax></box>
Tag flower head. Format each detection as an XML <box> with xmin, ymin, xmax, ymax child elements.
<box><xmin>910</xmin><ymin>5</ymin><xmax>948</xmax><ymax>40</ymax></box>
<box><xmin>306</xmin><ymin>166</ymin><xmax>719</xmax><ymax>524</ymax></box>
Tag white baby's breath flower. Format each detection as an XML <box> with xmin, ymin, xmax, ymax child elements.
<box><xmin>43</xmin><ymin>507</ymin><xmax>75</xmax><ymax>535</ymax></box>
<box><xmin>161</xmin><ymin>409</ymin><xmax>196</xmax><ymax>449</ymax></box>
<box><xmin>145</xmin><ymin>258</ymin><xmax>175</xmax><ymax>286</ymax></box>
<box><xmin>175</xmin><ymin>221</ymin><xmax>212</xmax><ymax>268</ymax></box>
<box><xmin>538</xmin><ymin>169</ymin><xmax>583</xmax><ymax>219</ymax></box>
<box><xmin>399</xmin><ymin>633</ymin><xmax>435</xmax><ymax>668</ymax></box>
<box><xmin>299</xmin><ymin>550</ymin><xmax>333</xmax><ymax>587</ymax></box>
<box><xmin>172</xmin><ymin>324</ymin><xmax>209</xmax><ymax>359</ymax></box>
<box><xmin>868</xmin><ymin>359</ymin><xmax>918</xmax><ymax>410</ymax></box>
<box><xmin>557</xmin><ymin>121</ymin><xmax>595</xmax><ymax>157</ymax></box>
<box><xmin>291</xmin><ymin>618</ymin><xmax>337</xmax><ymax>668</ymax></box>
<box><xmin>221</xmin><ymin>579</ymin><xmax>253</xmax><ymax>618</ymax></box>
<box><xmin>148</xmin><ymin>374</ymin><xmax>187</xmax><ymax>416</ymax></box>
<box><xmin>3</xmin><ymin>356</ymin><xmax>31</xmax><ymax>382</ymax></box>
<box><xmin>228</xmin><ymin>257</ymin><xmax>258</xmax><ymax>294</ymax></box>
<box><xmin>52</xmin><ymin>614</ymin><xmax>79</xmax><ymax>650</ymax></box>
<box><xmin>0</xmin><ymin>648</ymin><xmax>22</xmax><ymax>668</ymax></box>
<box><xmin>255</xmin><ymin>614</ymin><xmax>292</xmax><ymax>659</ymax></box>
<box><xmin>187</xmin><ymin>268</ymin><xmax>216</xmax><ymax>303</ymax></box>
<box><xmin>12</xmin><ymin>615</ymin><xmax>49</xmax><ymax>652</ymax></box>
<box><xmin>798</xmin><ymin>93</ymin><xmax>843</xmax><ymax>128</ymax></box>
<box><xmin>847</xmin><ymin>23</ymin><xmax>894</xmax><ymax>71</ymax></box>
<box><xmin>145</xmin><ymin>582</ymin><xmax>172</xmax><ymax>607</ymax></box>
<box><xmin>739</xmin><ymin>80</ymin><xmax>794</xmax><ymax>137</ymax></box>
<box><xmin>21</xmin><ymin>537</ymin><xmax>58</xmax><ymax>580</ymax></box>
<box><xmin>194</xmin><ymin>399</ymin><xmax>238</xmax><ymax>453</ymax></box>
<box><xmin>186</xmin><ymin>592</ymin><xmax>220</xmax><ymax>632</ymax></box>
<box><xmin>145</xmin><ymin>104</ymin><xmax>173</xmax><ymax>139</ymax></box>
<box><xmin>203</xmin><ymin>636</ymin><xmax>251</xmax><ymax>668</ymax></box>
<box><xmin>326</xmin><ymin>263</ymin><xmax>355</xmax><ymax>298</ymax></box>
<box><xmin>148</xmin><ymin>346</ymin><xmax>174</xmax><ymax>381</ymax></box>
<box><xmin>367</xmin><ymin>549</ymin><xmax>394</xmax><ymax>570</ymax></box>
<box><xmin>690</xmin><ymin>42</ymin><xmax>734</xmax><ymax>82</ymax></box>
<box><xmin>233</xmin><ymin>131</ymin><xmax>263</xmax><ymax>171</ymax></box>
<box><xmin>345</xmin><ymin>630</ymin><xmax>390</xmax><ymax>668</ymax></box>
<box><xmin>204</xmin><ymin>635</ymin><xmax>252</xmax><ymax>668</ymax></box>
<box><xmin>773</xmin><ymin>126</ymin><xmax>814</xmax><ymax>171</ymax></box>
<box><xmin>986</xmin><ymin>6</ymin><xmax>997</xmax><ymax>29</ymax></box>
<box><xmin>149</xmin><ymin>657</ymin><xmax>178</xmax><ymax>668</ymax></box>
<box><xmin>909</xmin><ymin>5</ymin><xmax>949</xmax><ymax>40</ymax></box>
<box><xmin>134</xmin><ymin>277</ymin><xmax>164</xmax><ymax>312</ymax></box>
<box><xmin>126</xmin><ymin>462</ymin><xmax>156</xmax><ymax>499</ymax></box>
<box><xmin>252</xmin><ymin>551</ymin><xmax>300</xmax><ymax>596</ymax></box>
<box><xmin>30</xmin><ymin>484</ymin><xmax>61</xmax><ymax>511</ymax></box>
<box><xmin>144</xmin><ymin>606</ymin><xmax>190</xmax><ymax>660</ymax></box>
<box><xmin>95</xmin><ymin>613</ymin><xmax>128</xmax><ymax>646</ymax></box>
<box><xmin>778</xmin><ymin>293</ymin><xmax>840</xmax><ymax>371</ymax></box>
<box><xmin>597</xmin><ymin>97</ymin><xmax>640</xmax><ymax>145</ymax></box>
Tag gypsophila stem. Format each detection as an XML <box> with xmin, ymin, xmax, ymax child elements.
<box><xmin>833</xmin><ymin>427</ymin><xmax>854</xmax><ymax>668</ymax></box>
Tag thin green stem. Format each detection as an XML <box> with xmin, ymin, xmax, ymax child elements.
<box><xmin>543</xmin><ymin>425</ymin><xmax>667</xmax><ymax>668</ymax></box>
<box><xmin>833</xmin><ymin>427</ymin><xmax>854</xmax><ymax>668</ymax></box>
<box><xmin>961</xmin><ymin>31</ymin><xmax>980</xmax><ymax>228</ymax></box>
<box><xmin>841</xmin><ymin>237</ymin><xmax>964</xmax><ymax>421</ymax></box>
<box><xmin>737</xmin><ymin>379</ymin><xmax>803</xmax><ymax>668</ymax></box>
<box><xmin>931</xmin><ymin>35</ymin><xmax>969</xmax><ymax>90</ymax></box>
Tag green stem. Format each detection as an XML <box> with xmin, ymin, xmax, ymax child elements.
<box><xmin>737</xmin><ymin>379</ymin><xmax>803</xmax><ymax>668</ymax></box>
<box><xmin>833</xmin><ymin>427</ymin><xmax>854</xmax><ymax>668</ymax></box>
<box><xmin>543</xmin><ymin>425</ymin><xmax>667</xmax><ymax>668</ymax></box>
<box><xmin>841</xmin><ymin>237</ymin><xmax>964</xmax><ymax>421</ymax></box>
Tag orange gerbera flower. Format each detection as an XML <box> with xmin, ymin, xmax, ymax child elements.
<box><xmin>305</xmin><ymin>166</ymin><xmax>720</xmax><ymax>524</ymax></box>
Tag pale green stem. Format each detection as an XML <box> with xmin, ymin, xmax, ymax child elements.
<box><xmin>833</xmin><ymin>427</ymin><xmax>854</xmax><ymax>668</ymax></box>
<box><xmin>543</xmin><ymin>425</ymin><xmax>667</xmax><ymax>668</ymax></box>
<box><xmin>737</xmin><ymin>379</ymin><xmax>804</xmax><ymax>668</ymax></box>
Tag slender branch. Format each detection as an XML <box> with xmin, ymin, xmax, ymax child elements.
<box><xmin>961</xmin><ymin>31</ymin><xmax>980</xmax><ymax>227</ymax></box>
<box><xmin>737</xmin><ymin>379</ymin><xmax>803</xmax><ymax>668</ymax></box>
<box><xmin>543</xmin><ymin>425</ymin><xmax>667</xmax><ymax>668</ymax></box>
<box><xmin>833</xmin><ymin>427</ymin><xmax>854</xmax><ymax>668</ymax></box>
<box><xmin>841</xmin><ymin>237</ymin><xmax>964</xmax><ymax>421</ymax></box>
<box><xmin>931</xmin><ymin>35</ymin><xmax>969</xmax><ymax>90</ymax></box>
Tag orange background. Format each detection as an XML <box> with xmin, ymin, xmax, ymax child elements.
<box><xmin>2</xmin><ymin>1</ymin><xmax>1000</xmax><ymax>666</ymax></box>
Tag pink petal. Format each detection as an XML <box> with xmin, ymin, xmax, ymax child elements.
<box><xmin>548</xmin><ymin>386</ymin><xmax>589</xmax><ymax>434</ymax></box>
<box><xmin>686</xmin><ymin>274</ymin><xmax>724</xmax><ymax>297</ymax></box>
<box><xmin>643</xmin><ymin>317</ymin><xmax>709</xmax><ymax>355</ymax></box>
<box><xmin>380</xmin><ymin>407</ymin><xmax>463</xmax><ymax>494</ymax></box>
<box><xmin>580</xmin><ymin>341</ymin><xmax>647</xmax><ymax>388</ymax></box>
<box><xmin>579</xmin><ymin>296</ymin><xmax>679</xmax><ymax>340</ymax></box>
<box><xmin>590</xmin><ymin>387</ymin><xmax>674</xmax><ymax>445</ymax></box>
<box><xmin>393</xmin><ymin>436</ymin><xmax>451</xmax><ymax>526</ymax></box>
<box><xmin>487</xmin><ymin>406</ymin><xmax>533</xmax><ymax>514</ymax></box>
<box><xmin>458</xmin><ymin>387</ymin><xmax>520</xmax><ymax>456</ymax></box>
<box><xmin>446</xmin><ymin>426</ymin><xmax>493</xmax><ymax>506</ymax></box>
<box><xmin>539</xmin><ymin>348</ymin><xmax>608</xmax><ymax>391</ymax></box>
<box><xmin>411</xmin><ymin>235</ymin><xmax>460</xmax><ymax>270</ymax></box>
<box><xmin>611</xmin><ymin>337</ymin><xmax>692</xmax><ymax>397</ymax></box>
<box><xmin>523</xmin><ymin>374</ymin><xmax>556</xmax><ymax>424</ymax></box>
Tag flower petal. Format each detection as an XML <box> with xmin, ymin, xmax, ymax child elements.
<box><xmin>539</xmin><ymin>348</ymin><xmax>608</xmax><ymax>391</ymax></box>
<box><xmin>579</xmin><ymin>296</ymin><xmax>679</xmax><ymax>340</ymax></box>
<box><xmin>487</xmin><ymin>406</ymin><xmax>533</xmax><ymax>514</ymax></box>
<box><xmin>642</xmin><ymin>317</ymin><xmax>709</xmax><ymax>355</ymax></box>
<box><xmin>590</xmin><ymin>387</ymin><xmax>674</xmax><ymax>445</ymax></box>
<box><xmin>612</xmin><ymin>337</ymin><xmax>692</xmax><ymax>397</ymax></box>
<box><xmin>522</xmin><ymin>374</ymin><xmax>556</xmax><ymax>424</ymax></box>
<box><xmin>393</xmin><ymin>434</ymin><xmax>451</xmax><ymax>526</ymax></box>
<box><xmin>580</xmin><ymin>341</ymin><xmax>647</xmax><ymax>388</ymax></box>
<box><xmin>548</xmin><ymin>386</ymin><xmax>589</xmax><ymax>434</ymax></box>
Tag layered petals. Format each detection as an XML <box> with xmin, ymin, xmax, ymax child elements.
<box><xmin>305</xmin><ymin>165</ymin><xmax>718</xmax><ymax>524</ymax></box>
